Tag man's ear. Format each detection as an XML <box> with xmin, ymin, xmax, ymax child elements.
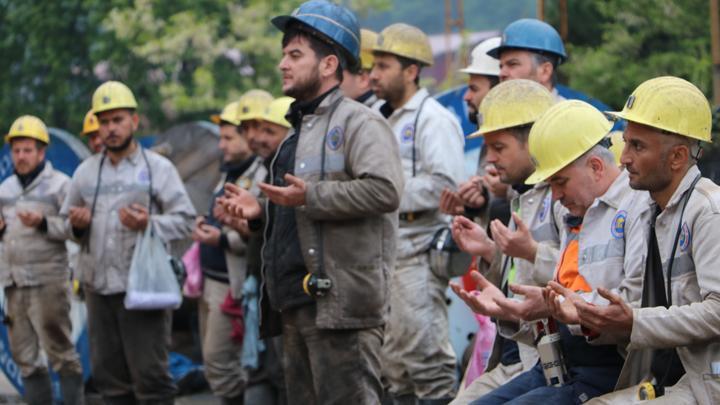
<box><xmin>536</xmin><ymin>62</ymin><xmax>554</xmax><ymax>87</ymax></box>
<box><xmin>319</xmin><ymin>54</ymin><xmax>340</xmax><ymax>80</ymax></box>
<box><xmin>131</xmin><ymin>111</ymin><xmax>140</xmax><ymax>131</ymax></box>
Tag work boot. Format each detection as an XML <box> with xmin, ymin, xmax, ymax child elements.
<box><xmin>220</xmin><ymin>394</ymin><xmax>245</xmax><ymax>405</ymax></box>
<box><xmin>59</xmin><ymin>372</ymin><xmax>85</xmax><ymax>405</ymax></box>
<box><xmin>22</xmin><ymin>371</ymin><xmax>53</xmax><ymax>405</ymax></box>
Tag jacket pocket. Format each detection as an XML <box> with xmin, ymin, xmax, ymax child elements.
<box><xmin>334</xmin><ymin>262</ymin><xmax>385</xmax><ymax>319</ymax></box>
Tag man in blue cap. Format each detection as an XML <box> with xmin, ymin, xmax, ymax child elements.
<box><xmin>221</xmin><ymin>1</ymin><xmax>404</xmax><ymax>403</ymax></box>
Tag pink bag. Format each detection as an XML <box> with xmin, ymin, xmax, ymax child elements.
<box><xmin>464</xmin><ymin>314</ymin><xmax>496</xmax><ymax>387</ymax></box>
<box><xmin>182</xmin><ymin>242</ymin><xmax>203</xmax><ymax>298</ymax></box>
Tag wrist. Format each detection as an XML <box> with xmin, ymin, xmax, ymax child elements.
<box><xmin>479</xmin><ymin>241</ymin><xmax>497</xmax><ymax>264</ymax></box>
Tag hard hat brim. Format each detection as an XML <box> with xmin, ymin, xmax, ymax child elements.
<box><xmin>487</xmin><ymin>45</ymin><xmax>566</xmax><ymax>64</ymax></box>
<box><xmin>525</xmin><ymin>169</ymin><xmax>552</xmax><ymax>185</ymax></box>
<box><xmin>458</xmin><ymin>67</ymin><xmax>499</xmax><ymax>77</ymax></box>
<box><xmin>271</xmin><ymin>15</ymin><xmax>293</xmax><ymax>33</ymax></box>
<box><xmin>467</xmin><ymin>129</ymin><xmax>484</xmax><ymax>139</ymax></box>
<box><xmin>210</xmin><ymin>114</ymin><xmax>222</xmax><ymax>125</ymax></box>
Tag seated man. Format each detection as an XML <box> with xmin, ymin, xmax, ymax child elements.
<box><xmin>454</xmin><ymin>100</ymin><xmax>648</xmax><ymax>404</ymax></box>
<box><xmin>553</xmin><ymin>77</ymin><xmax>720</xmax><ymax>404</ymax></box>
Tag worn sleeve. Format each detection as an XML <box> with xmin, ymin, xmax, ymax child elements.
<box><xmin>45</xmin><ymin>175</ymin><xmax>71</xmax><ymax>241</ymax></box>
<box><xmin>150</xmin><ymin>160</ymin><xmax>196</xmax><ymax>242</ymax></box>
<box><xmin>628</xmin><ymin>210</ymin><xmax>720</xmax><ymax>350</ymax></box>
<box><xmin>399</xmin><ymin>112</ymin><xmax>465</xmax><ymax>213</ymax></box>
<box><xmin>303</xmin><ymin>115</ymin><xmax>404</xmax><ymax>220</ymax></box>
<box><xmin>59</xmin><ymin>173</ymin><xmax>87</xmax><ymax>242</ymax></box>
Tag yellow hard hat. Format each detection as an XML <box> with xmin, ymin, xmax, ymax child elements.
<box><xmin>607</xmin><ymin>76</ymin><xmax>711</xmax><ymax>142</ymax></box>
<box><xmin>526</xmin><ymin>100</ymin><xmax>612</xmax><ymax>184</ymax></box>
<box><xmin>211</xmin><ymin>101</ymin><xmax>241</xmax><ymax>126</ymax></box>
<box><xmin>608</xmin><ymin>130</ymin><xmax>625</xmax><ymax>166</ymax></box>
<box><xmin>359</xmin><ymin>29</ymin><xmax>378</xmax><ymax>71</ymax></box>
<box><xmin>236</xmin><ymin>89</ymin><xmax>273</xmax><ymax>122</ymax></box>
<box><xmin>468</xmin><ymin>79</ymin><xmax>554</xmax><ymax>138</ymax></box>
<box><xmin>92</xmin><ymin>81</ymin><xmax>138</xmax><ymax>114</ymax></box>
<box><xmin>82</xmin><ymin>109</ymin><xmax>100</xmax><ymax>135</ymax></box>
<box><xmin>262</xmin><ymin>97</ymin><xmax>295</xmax><ymax>129</ymax></box>
<box><xmin>5</xmin><ymin>115</ymin><xmax>50</xmax><ymax>145</ymax></box>
<box><xmin>374</xmin><ymin>23</ymin><xmax>433</xmax><ymax>66</ymax></box>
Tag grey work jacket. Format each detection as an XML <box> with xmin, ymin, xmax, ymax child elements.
<box><xmin>218</xmin><ymin>157</ymin><xmax>267</xmax><ymax>300</ymax></box>
<box><xmin>554</xmin><ymin>171</ymin><xmax>649</xmax><ymax>342</ymax></box>
<box><xmin>384</xmin><ymin>88</ymin><xmax>466</xmax><ymax>259</ymax></box>
<box><xmin>61</xmin><ymin>146</ymin><xmax>196</xmax><ymax>295</ymax></box>
<box><xmin>263</xmin><ymin>88</ymin><xmax>404</xmax><ymax>330</ymax></box>
<box><xmin>616</xmin><ymin>166</ymin><xmax>720</xmax><ymax>404</ymax></box>
<box><xmin>0</xmin><ymin>162</ymin><xmax>70</xmax><ymax>287</ymax></box>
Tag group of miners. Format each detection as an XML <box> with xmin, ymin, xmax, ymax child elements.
<box><xmin>0</xmin><ymin>0</ymin><xmax>718</xmax><ymax>404</ymax></box>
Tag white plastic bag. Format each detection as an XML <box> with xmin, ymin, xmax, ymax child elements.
<box><xmin>124</xmin><ymin>225</ymin><xmax>183</xmax><ymax>310</ymax></box>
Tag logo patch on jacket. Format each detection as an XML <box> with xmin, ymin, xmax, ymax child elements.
<box><xmin>678</xmin><ymin>222</ymin><xmax>691</xmax><ymax>251</ymax></box>
<box><xmin>401</xmin><ymin>123</ymin><xmax>415</xmax><ymax>143</ymax></box>
<box><xmin>610</xmin><ymin>210</ymin><xmax>627</xmax><ymax>239</ymax></box>
<box><xmin>538</xmin><ymin>196</ymin><xmax>551</xmax><ymax>222</ymax></box>
<box><xmin>326</xmin><ymin>126</ymin><xmax>344</xmax><ymax>150</ymax></box>
<box><xmin>137</xmin><ymin>168</ymin><xmax>150</xmax><ymax>183</ymax></box>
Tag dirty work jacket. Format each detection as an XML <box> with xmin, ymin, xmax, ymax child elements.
<box><xmin>0</xmin><ymin>162</ymin><xmax>70</xmax><ymax>287</ymax></box>
<box><xmin>61</xmin><ymin>146</ymin><xmax>196</xmax><ymax>295</ymax></box>
<box><xmin>383</xmin><ymin>88</ymin><xmax>465</xmax><ymax>259</ymax></box>
<box><xmin>261</xmin><ymin>88</ymin><xmax>404</xmax><ymax>330</ymax></box>
<box><xmin>615</xmin><ymin>166</ymin><xmax>720</xmax><ymax>404</ymax></box>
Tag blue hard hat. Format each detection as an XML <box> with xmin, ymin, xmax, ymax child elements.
<box><xmin>272</xmin><ymin>0</ymin><xmax>361</xmax><ymax>66</ymax></box>
<box><xmin>487</xmin><ymin>18</ymin><xmax>567</xmax><ymax>64</ymax></box>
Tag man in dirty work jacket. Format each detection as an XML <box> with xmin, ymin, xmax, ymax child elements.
<box><xmin>224</xmin><ymin>4</ymin><xmax>404</xmax><ymax>404</ymax></box>
<box><xmin>61</xmin><ymin>81</ymin><xmax>195</xmax><ymax>405</ymax></box>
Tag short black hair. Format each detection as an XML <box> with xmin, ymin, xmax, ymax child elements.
<box><xmin>509</xmin><ymin>124</ymin><xmax>532</xmax><ymax>143</ymax></box>
<box><xmin>396</xmin><ymin>55</ymin><xmax>422</xmax><ymax>86</ymax></box>
<box><xmin>282</xmin><ymin>25</ymin><xmax>346</xmax><ymax>82</ymax></box>
<box><xmin>488</xmin><ymin>75</ymin><xmax>500</xmax><ymax>88</ymax></box>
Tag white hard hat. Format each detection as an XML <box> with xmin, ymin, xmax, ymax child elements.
<box><xmin>459</xmin><ymin>36</ymin><xmax>501</xmax><ymax>77</ymax></box>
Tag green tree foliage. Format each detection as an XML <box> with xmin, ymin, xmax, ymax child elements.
<box><xmin>546</xmin><ymin>0</ymin><xmax>712</xmax><ymax>109</ymax></box>
<box><xmin>0</xmin><ymin>0</ymin><xmax>391</xmax><ymax>134</ymax></box>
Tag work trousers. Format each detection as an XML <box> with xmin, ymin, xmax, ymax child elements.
<box><xmin>198</xmin><ymin>277</ymin><xmax>246</xmax><ymax>399</ymax></box>
<box><xmin>85</xmin><ymin>291</ymin><xmax>176</xmax><ymax>404</ymax></box>
<box><xmin>470</xmin><ymin>362</ymin><xmax>621</xmax><ymax>405</ymax></box>
<box><xmin>281</xmin><ymin>304</ymin><xmax>383</xmax><ymax>405</ymax></box>
<box><xmin>5</xmin><ymin>282</ymin><xmax>82</xmax><ymax>377</ymax></box>
<box><xmin>383</xmin><ymin>253</ymin><xmax>457</xmax><ymax>400</ymax></box>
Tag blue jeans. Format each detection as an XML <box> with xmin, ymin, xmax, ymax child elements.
<box><xmin>469</xmin><ymin>363</ymin><xmax>621</xmax><ymax>405</ymax></box>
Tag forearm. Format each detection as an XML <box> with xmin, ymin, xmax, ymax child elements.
<box><xmin>304</xmin><ymin>176</ymin><xmax>401</xmax><ymax>220</ymax></box>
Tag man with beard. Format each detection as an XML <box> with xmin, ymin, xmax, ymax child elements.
<box><xmin>61</xmin><ymin>81</ymin><xmax>196</xmax><ymax>405</ymax></box>
<box><xmin>370</xmin><ymin>22</ymin><xmax>465</xmax><ymax>404</ymax></box>
<box><xmin>555</xmin><ymin>77</ymin><xmax>720</xmax><ymax>404</ymax></box>
<box><xmin>194</xmin><ymin>99</ymin><xmax>267</xmax><ymax>404</ymax></box>
<box><xmin>221</xmin><ymin>1</ymin><xmax>404</xmax><ymax>403</ymax></box>
<box><xmin>0</xmin><ymin>116</ymin><xmax>84</xmax><ymax>405</ymax></box>
<box><xmin>341</xmin><ymin>29</ymin><xmax>381</xmax><ymax>108</ymax></box>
